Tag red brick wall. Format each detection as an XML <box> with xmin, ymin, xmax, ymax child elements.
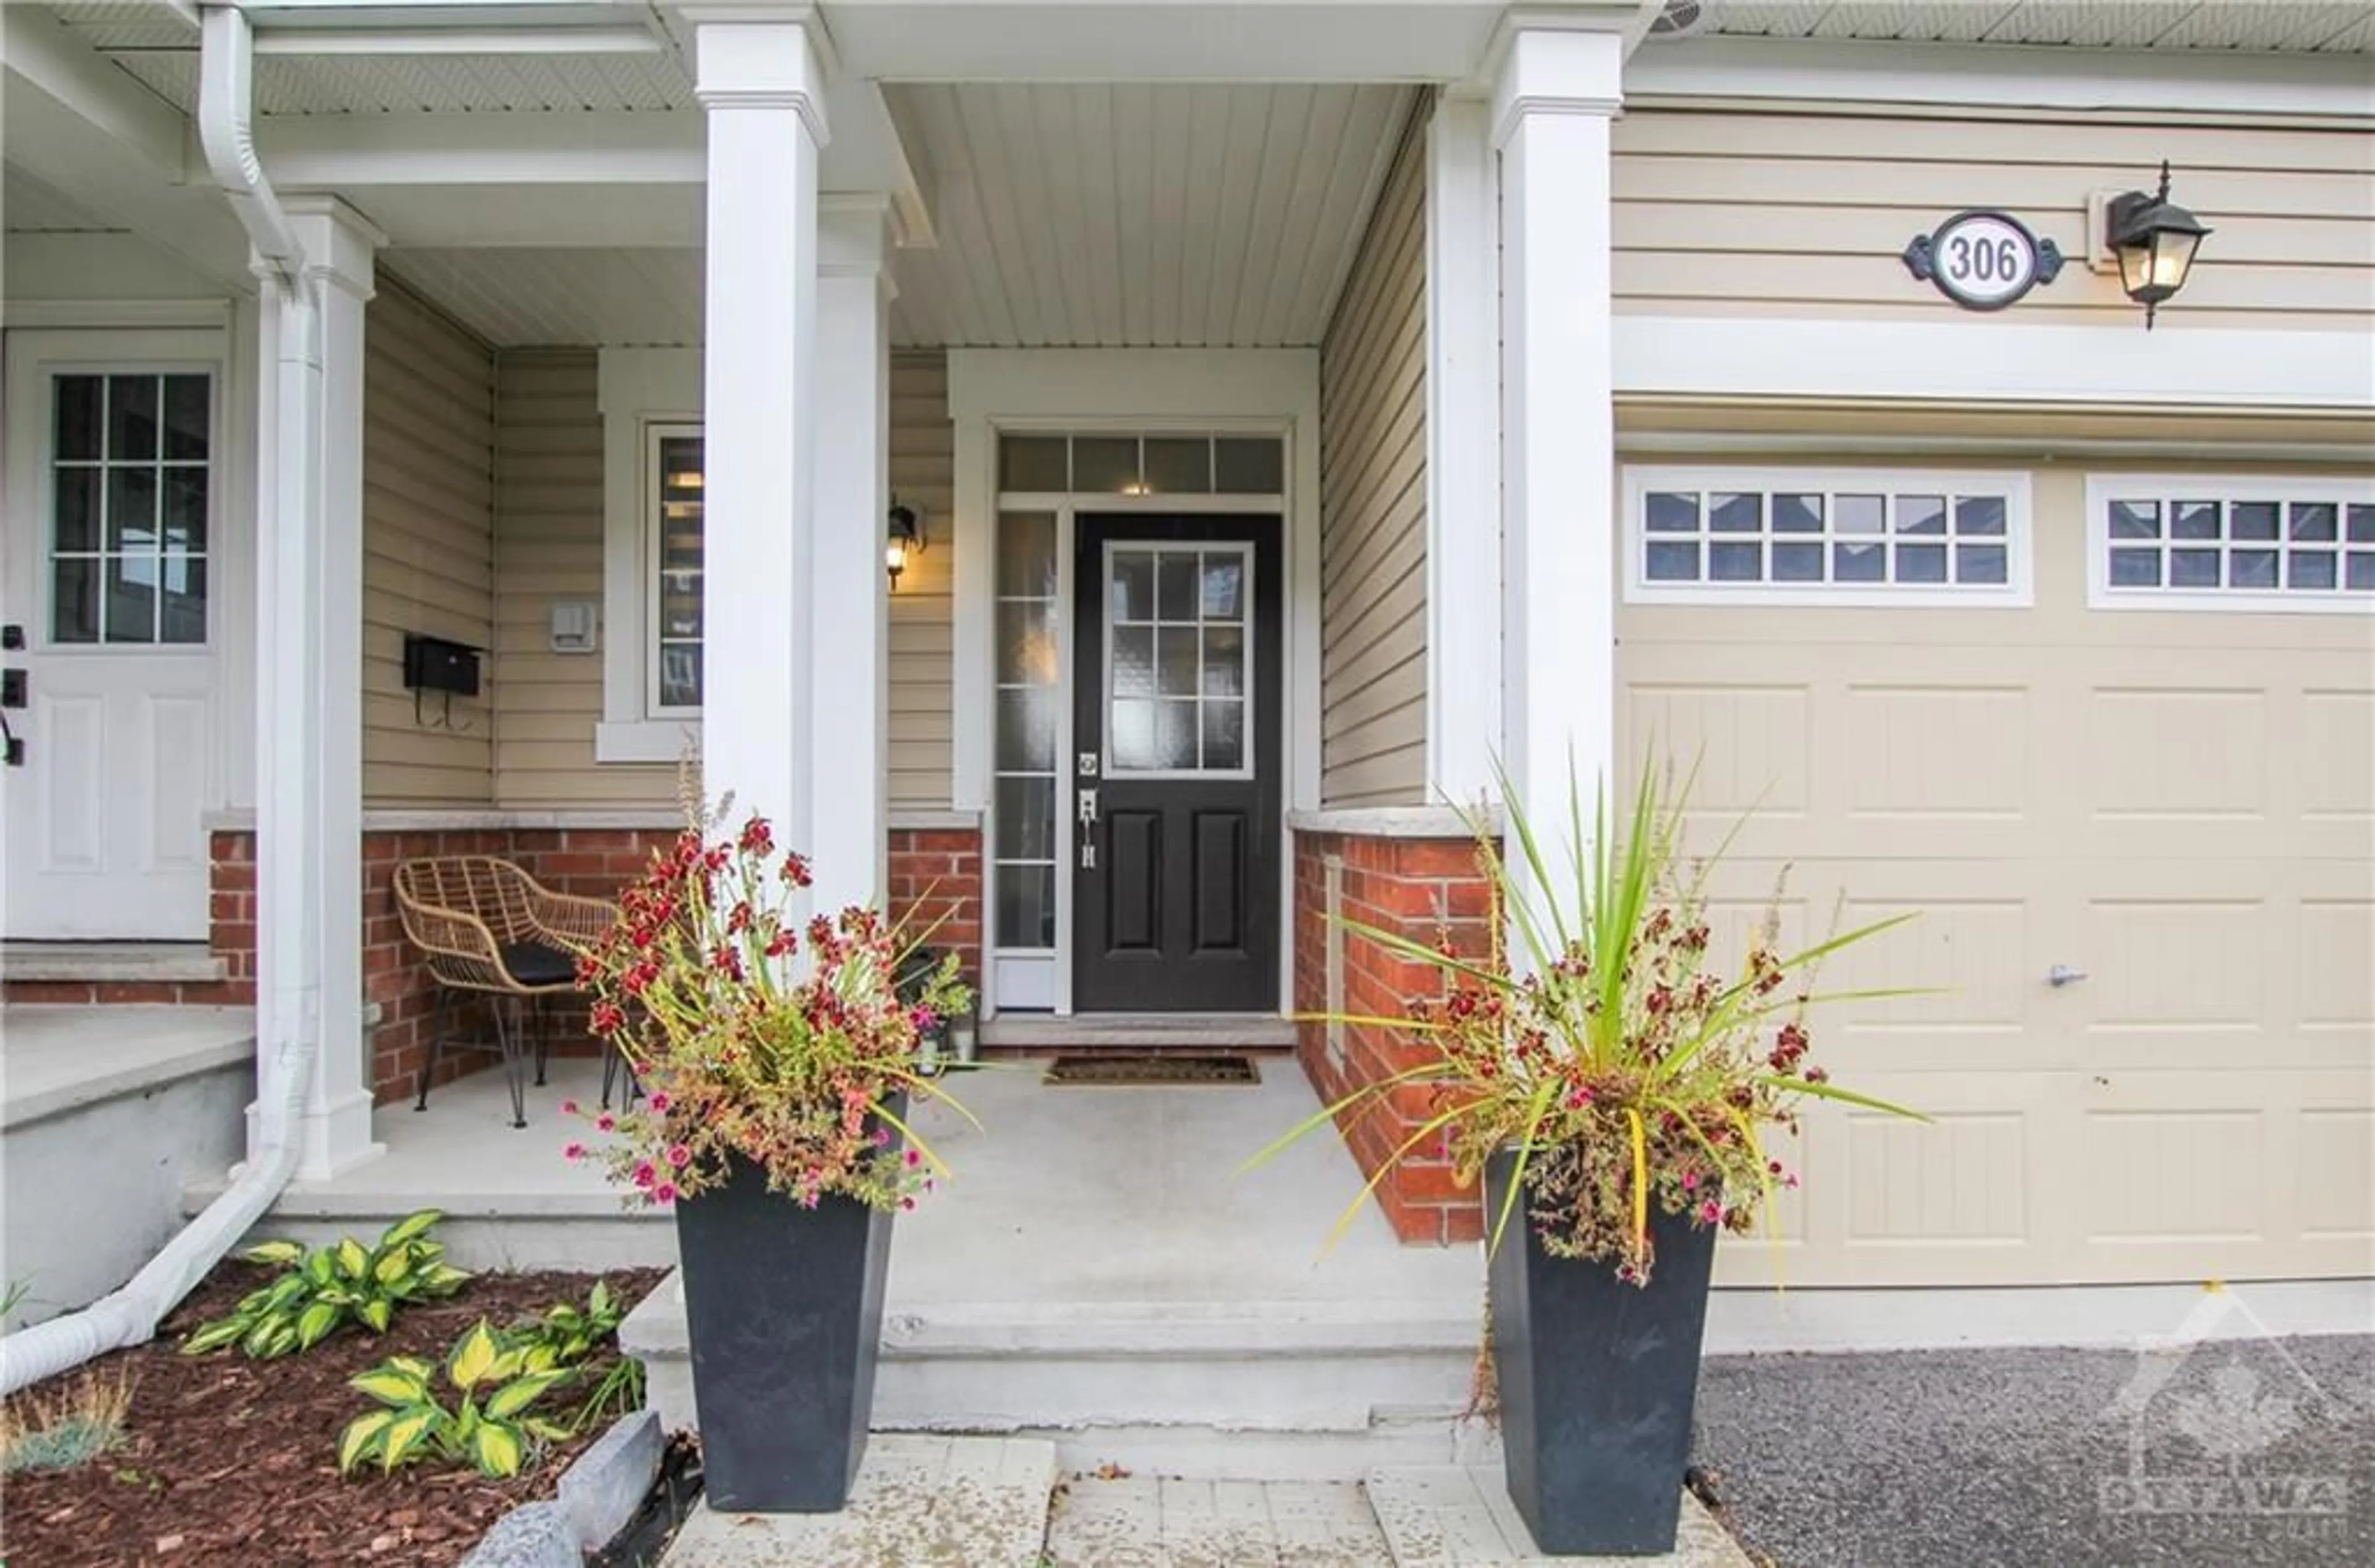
<box><xmin>1293</xmin><ymin>829</ymin><xmax>1494</xmax><ymax>1246</ymax></box>
<box><xmin>62</xmin><ymin>823</ymin><xmax>985</xmax><ymax>1110</ymax></box>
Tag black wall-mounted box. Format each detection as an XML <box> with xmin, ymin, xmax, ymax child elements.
<box><xmin>403</xmin><ymin>633</ymin><xmax>482</xmax><ymax>698</ymax></box>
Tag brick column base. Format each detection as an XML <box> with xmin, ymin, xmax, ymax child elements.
<box><xmin>1292</xmin><ymin>828</ymin><xmax>1494</xmax><ymax>1246</ymax></box>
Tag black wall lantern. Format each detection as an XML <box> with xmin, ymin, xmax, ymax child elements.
<box><xmin>2105</xmin><ymin>161</ymin><xmax>2210</xmax><ymax>328</ymax></box>
<box><xmin>885</xmin><ymin>499</ymin><xmax>923</xmax><ymax>589</ymax></box>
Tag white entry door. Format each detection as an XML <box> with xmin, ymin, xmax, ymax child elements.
<box><xmin>1</xmin><ymin>331</ymin><xmax>226</xmax><ymax>940</ymax></box>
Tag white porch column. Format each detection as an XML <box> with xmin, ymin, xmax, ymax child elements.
<box><xmin>693</xmin><ymin>19</ymin><xmax>826</xmax><ymax>875</ymax></box>
<box><xmin>254</xmin><ymin>196</ymin><xmax>382</xmax><ymax>1178</ymax></box>
<box><xmin>808</xmin><ymin>199</ymin><xmax>894</xmax><ymax>916</ymax></box>
<box><xmin>1424</xmin><ymin>90</ymin><xmax>1502</xmax><ymax>812</ymax></box>
<box><xmin>1493</xmin><ymin>29</ymin><xmax>1624</xmax><ymax>939</ymax></box>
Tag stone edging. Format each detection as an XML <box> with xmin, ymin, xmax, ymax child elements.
<box><xmin>458</xmin><ymin>1410</ymin><xmax>663</xmax><ymax>1568</ymax></box>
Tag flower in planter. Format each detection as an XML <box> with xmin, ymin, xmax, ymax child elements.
<box><xmin>567</xmin><ymin>797</ymin><xmax>974</xmax><ymax>1214</ymax></box>
<box><xmin>1255</xmin><ymin>763</ymin><xmax>1925</xmax><ymax>1283</ymax></box>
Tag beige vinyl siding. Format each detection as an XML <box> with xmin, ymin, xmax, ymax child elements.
<box><xmin>1316</xmin><ymin>103</ymin><xmax>1427</xmax><ymax>809</ymax></box>
<box><xmin>486</xmin><ymin>348</ymin><xmax>956</xmax><ymax>810</ymax></box>
<box><xmin>1613</xmin><ymin>109</ymin><xmax>2375</xmax><ymax>330</ymax></box>
<box><xmin>362</xmin><ymin>283</ymin><xmax>495</xmax><ymax>807</ymax></box>
<box><xmin>889</xmin><ymin>351</ymin><xmax>954</xmax><ymax>810</ymax></box>
<box><xmin>489</xmin><ymin>349</ymin><xmax>664</xmax><ymax>807</ymax></box>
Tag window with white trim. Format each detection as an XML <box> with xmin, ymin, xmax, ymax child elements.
<box><xmin>649</xmin><ymin>427</ymin><xmax>704</xmax><ymax>711</ymax></box>
<box><xmin>1624</xmin><ymin>468</ymin><xmax>2031</xmax><ymax>605</ymax></box>
<box><xmin>596</xmin><ymin>348</ymin><xmax>702</xmax><ymax>763</ymax></box>
<box><xmin>2086</xmin><ymin>476</ymin><xmax>2375</xmax><ymax>610</ymax></box>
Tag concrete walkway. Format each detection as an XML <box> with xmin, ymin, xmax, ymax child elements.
<box><xmin>658</xmin><ymin>1436</ymin><xmax>1748</xmax><ymax>1567</ymax></box>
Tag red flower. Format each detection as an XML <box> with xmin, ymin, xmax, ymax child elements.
<box><xmin>739</xmin><ymin>816</ymin><xmax>774</xmax><ymax>855</ymax></box>
<box><xmin>781</xmin><ymin>852</ymin><xmax>813</xmax><ymax>888</ymax></box>
<box><xmin>591</xmin><ymin>1000</ymin><xmax>625</xmax><ymax>1034</ymax></box>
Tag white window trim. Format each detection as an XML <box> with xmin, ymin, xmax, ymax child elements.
<box><xmin>1622</xmin><ymin>465</ymin><xmax>2035</xmax><ymax>608</ymax></box>
<box><xmin>597</xmin><ymin>348</ymin><xmax>703</xmax><ymax>763</ymax></box>
<box><xmin>2084</xmin><ymin>474</ymin><xmax>2375</xmax><ymax>615</ymax></box>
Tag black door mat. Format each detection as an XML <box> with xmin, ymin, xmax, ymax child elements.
<box><xmin>1043</xmin><ymin>1054</ymin><xmax>1262</xmax><ymax>1086</ymax></box>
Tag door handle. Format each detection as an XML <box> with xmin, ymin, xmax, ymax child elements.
<box><xmin>1</xmin><ymin>669</ymin><xmax>25</xmax><ymax>709</ymax></box>
<box><xmin>2048</xmin><ymin>964</ymin><xmax>2088</xmax><ymax>988</ymax></box>
<box><xmin>1077</xmin><ymin>789</ymin><xmax>1098</xmax><ymax>825</ymax></box>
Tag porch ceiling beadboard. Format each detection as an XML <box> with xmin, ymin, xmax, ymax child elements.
<box><xmin>382</xmin><ymin>249</ymin><xmax>706</xmax><ymax>349</ymax></box>
<box><xmin>883</xmin><ymin>82</ymin><xmax>1419</xmax><ymax>349</ymax></box>
<box><xmin>1701</xmin><ymin>1</ymin><xmax>2375</xmax><ymax>51</ymax></box>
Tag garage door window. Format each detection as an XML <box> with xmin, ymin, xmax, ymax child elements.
<box><xmin>1624</xmin><ymin>468</ymin><xmax>2030</xmax><ymax>606</ymax></box>
<box><xmin>2087</xmin><ymin>477</ymin><xmax>2375</xmax><ymax>611</ymax></box>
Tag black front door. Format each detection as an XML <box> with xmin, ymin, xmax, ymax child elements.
<box><xmin>1072</xmin><ymin>515</ymin><xmax>1282</xmax><ymax>1013</ymax></box>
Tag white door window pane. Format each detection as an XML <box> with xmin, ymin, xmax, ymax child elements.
<box><xmin>109</xmin><ymin>376</ymin><xmax>158</xmax><ymax>461</ymax></box>
<box><xmin>53</xmin><ymin>559</ymin><xmax>98</xmax><ymax>643</ymax></box>
<box><xmin>1143</xmin><ymin>438</ymin><xmax>1212</xmax><ymax>494</ymax></box>
<box><xmin>2110</xmin><ymin>548</ymin><xmax>2161</xmax><ymax>586</ymax></box>
<box><xmin>54</xmin><ymin>376</ymin><xmax>101</xmax><ymax>460</ymax></box>
<box><xmin>1896</xmin><ymin>495</ymin><xmax>1947</xmax><ymax>536</ymax></box>
<box><xmin>163</xmin><ymin>375</ymin><xmax>210</xmax><ymax>461</ymax></box>
<box><xmin>2169</xmin><ymin>549</ymin><xmax>2220</xmax><ymax>588</ymax></box>
<box><xmin>1000</xmin><ymin>435</ymin><xmax>1069</xmax><ymax>491</ymax></box>
<box><xmin>1202</xmin><ymin>627</ymin><xmax>1244</xmax><ymax>696</ymax></box>
<box><xmin>1073</xmin><ymin>437</ymin><xmax>1139</xmax><ymax>493</ymax></box>
<box><xmin>1773</xmin><ymin>494</ymin><xmax>1823</xmax><ymax>533</ymax></box>
<box><xmin>1213</xmin><ymin>437</ymin><xmax>1283</xmax><ymax>494</ymax></box>
<box><xmin>995</xmin><ymin>777</ymin><xmax>1059</xmax><ymax>862</ymax></box>
<box><xmin>998</xmin><ymin>511</ymin><xmax>1058</xmax><ymax>598</ymax></box>
<box><xmin>1646</xmin><ymin>541</ymin><xmax>1700</xmax><ymax>581</ymax></box>
<box><xmin>52</xmin><ymin>373</ymin><xmax>210</xmax><ymax>648</ymax></box>
<box><xmin>1110</xmin><ymin>626</ymin><xmax>1155</xmax><ymax>696</ymax></box>
<box><xmin>1200</xmin><ymin>557</ymin><xmax>1244</xmax><ymax>619</ymax></box>
<box><xmin>1709</xmin><ymin>492</ymin><xmax>1760</xmax><ymax>533</ymax></box>
<box><xmin>54</xmin><ymin>469</ymin><xmax>100</xmax><ymax>552</ymax></box>
<box><xmin>1156</xmin><ymin>554</ymin><xmax>1199</xmax><ymax>620</ymax></box>
<box><xmin>996</xmin><ymin>687</ymin><xmax>1056</xmax><ymax>771</ymax></box>
<box><xmin>1646</xmin><ymin>492</ymin><xmax>1701</xmax><ymax>533</ymax></box>
<box><xmin>996</xmin><ymin>864</ymin><xmax>1058</xmax><ymax>949</ymax></box>
<box><xmin>1110</xmin><ymin>552</ymin><xmax>1155</xmax><ymax>622</ymax></box>
<box><xmin>1201</xmin><ymin>700</ymin><xmax>1244</xmax><ymax>771</ymax></box>
<box><xmin>2289</xmin><ymin>551</ymin><xmax>2338</xmax><ymax>590</ymax></box>
<box><xmin>1955</xmin><ymin>495</ymin><xmax>2008</xmax><ymax>536</ymax></box>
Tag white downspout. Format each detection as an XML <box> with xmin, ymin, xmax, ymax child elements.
<box><xmin>0</xmin><ymin>2</ymin><xmax>320</xmax><ymax>1397</ymax></box>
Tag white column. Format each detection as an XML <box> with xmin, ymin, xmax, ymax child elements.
<box><xmin>254</xmin><ymin>196</ymin><xmax>382</xmax><ymax>1178</ymax></box>
<box><xmin>808</xmin><ymin>199</ymin><xmax>894</xmax><ymax>916</ymax></box>
<box><xmin>1493</xmin><ymin>30</ymin><xmax>1624</xmax><ymax>941</ymax></box>
<box><xmin>1424</xmin><ymin>90</ymin><xmax>1502</xmax><ymax>812</ymax></box>
<box><xmin>694</xmin><ymin>19</ymin><xmax>826</xmax><ymax>883</ymax></box>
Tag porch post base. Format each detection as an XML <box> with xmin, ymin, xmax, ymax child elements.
<box><xmin>242</xmin><ymin>1086</ymin><xmax>383</xmax><ymax>1183</ymax></box>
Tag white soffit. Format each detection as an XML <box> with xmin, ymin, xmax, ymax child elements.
<box><xmin>884</xmin><ymin>81</ymin><xmax>1418</xmax><ymax>348</ymax></box>
<box><xmin>3</xmin><ymin>165</ymin><xmax>123</xmax><ymax>233</ymax></box>
<box><xmin>1700</xmin><ymin>1</ymin><xmax>2375</xmax><ymax>51</ymax></box>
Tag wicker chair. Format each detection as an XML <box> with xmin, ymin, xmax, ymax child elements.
<box><xmin>392</xmin><ymin>857</ymin><xmax>623</xmax><ymax>1128</ymax></box>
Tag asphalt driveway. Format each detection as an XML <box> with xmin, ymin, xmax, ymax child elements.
<box><xmin>1692</xmin><ymin>1334</ymin><xmax>2375</xmax><ymax>1567</ymax></box>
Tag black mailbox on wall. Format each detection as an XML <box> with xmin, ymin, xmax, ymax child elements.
<box><xmin>402</xmin><ymin>633</ymin><xmax>482</xmax><ymax>698</ymax></box>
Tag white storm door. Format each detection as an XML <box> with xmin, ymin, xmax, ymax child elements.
<box><xmin>1</xmin><ymin>333</ymin><xmax>225</xmax><ymax>940</ymax></box>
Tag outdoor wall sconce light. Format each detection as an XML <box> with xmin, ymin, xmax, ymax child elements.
<box><xmin>2105</xmin><ymin>161</ymin><xmax>2210</xmax><ymax>328</ymax></box>
<box><xmin>886</xmin><ymin>499</ymin><xmax>923</xmax><ymax>588</ymax></box>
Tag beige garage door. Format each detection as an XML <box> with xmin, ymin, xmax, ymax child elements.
<box><xmin>1616</xmin><ymin>463</ymin><xmax>2375</xmax><ymax>1288</ymax></box>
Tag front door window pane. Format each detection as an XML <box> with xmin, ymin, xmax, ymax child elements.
<box><xmin>993</xmin><ymin>510</ymin><xmax>1062</xmax><ymax>951</ymax></box>
<box><xmin>51</xmin><ymin>372</ymin><xmax>210</xmax><ymax>645</ymax></box>
<box><xmin>1106</xmin><ymin>544</ymin><xmax>1252</xmax><ymax>776</ymax></box>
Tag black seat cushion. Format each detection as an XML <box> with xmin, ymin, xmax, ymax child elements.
<box><xmin>499</xmin><ymin>940</ymin><xmax>578</xmax><ymax>988</ymax></box>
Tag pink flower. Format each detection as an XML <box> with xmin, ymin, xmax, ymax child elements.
<box><xmin>563</xmin><ymin>1142</ymin><xmax>586</xmax><ymax>1162</ymax></box>
<box><xmin>667</xmin><ymin>1144</ymin><xmax>691</xmax><ymax>1169</ymax></box>
<box><xmin>633</xmin><ymin>1161</ymin><xmax>657</xmax><ymax>1189</ymax></box>
<box><xmin>596</xmin><ymin>1113</ymin><xmax>617</xmax><ymax>1133</ymax></box>
<box><xmin>560</xmin><ymin>1100</ymin><xmax>580</xmax><ymax>1116</ymax></box>
<box><xmin>900</xmin><ymin>1197</ymin><xmax>917</xmax><ymax>1211</ymax></box>
<box><xmin>873</xmin><ymin>1128</ymin><xmax>892</xmax><ymax>1148</ymax></box>
<box><xmin>1682</xmin><ymin>1170</ymin><xmax>1700</xmax><ymax>1191</ymax></box>
<box><xmin>904</xmin><ymin>1149</ymin><xmax>922</xmax><ymax>1168</ymax></box>
<box><xmin>653</xmin><ymin>1182</ymin><xmax>679</xmax><ymax>1205</ymax></box>
<box><xmin>1700</xmin><ymin>1199</ymin><xmax>1721</xmax><ymax>1224</ymax></box>
<box><xmin>648</xmin><ymin>1092</ymin><xmax>672</xmax><ymax>1113</ymax></box>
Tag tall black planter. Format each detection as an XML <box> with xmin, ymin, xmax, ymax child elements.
<box><xmin>672</xmin><ymin>1141</ymin><xmax>897</xmax><ymax>1512</ymax></box>
<box><xmin>1484</xmin><ymin>1150</ymin><xmax>1719</xmax><ymax>1556</ymax></box>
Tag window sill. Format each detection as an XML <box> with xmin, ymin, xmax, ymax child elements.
<box><xmin>595</xmin><ymin>719</ymin><xmax>701</xmax><ymax>765</ymax></box>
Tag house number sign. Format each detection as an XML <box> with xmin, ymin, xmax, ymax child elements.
<box><xmin>1902</xmin><ymin>210</ymin><xmax>2064</xmax><ymax>311</ymax></box>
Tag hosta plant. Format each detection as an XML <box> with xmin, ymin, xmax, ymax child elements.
<box><xmin>509</xmin><ymin>1280</ymin><xmax>643</xmax><ymax>1430</ymax></box>
<box><xmin>181</xmin><ymin>1210</ymin><xmax>468</xmax><ymax>1358</ymax></box>
<box><xmin>507</xmin><ymin>1279</ymin><xmax>625</xmax><ymax>1373</ymax></box>
<box><xmin>337</xmin><ymin>1320</ymin><xmax>571</xmax><ymax>1480</ymax></box>
<box><xmin>568</xmin><ymin>800</ymin><xmax>973</xmax><ymax>1213</ymax></box>
<box><xmin>1260</xmin><ymin>765</ymin><xmax>1927</xmax><ymax>1283</ymax></box>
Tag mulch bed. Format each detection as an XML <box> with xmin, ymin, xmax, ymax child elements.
<box><xmin>1</xmin><ymin>1263</ymin><xmax>665</xmax><ymax>1568</ymax></box>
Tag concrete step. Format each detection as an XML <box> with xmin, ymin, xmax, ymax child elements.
<box><xmin>1</xmin><ymin>941</ymin><xmax>228</xmax><ymax>985</ymax></box>
<box><xmin>661</xmin><ymin>1436</ymin><xmax>1058</xmax><ymax>1566</ymax></box>
<box><xmin>621</xmin><ymin>1270</ymin><xmax>1486</xmax><ymax>1480</ymax></box>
